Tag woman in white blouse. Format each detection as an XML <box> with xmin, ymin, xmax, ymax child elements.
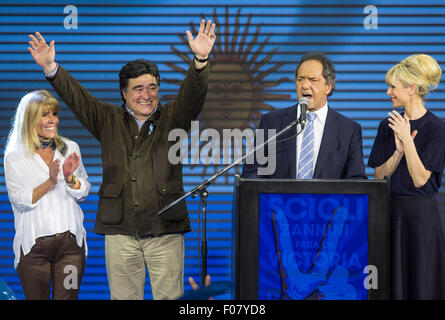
<box><xmin>4</xmin><ymin>90</ymin><xmax>90</xmax><ymax>300</ymax></box>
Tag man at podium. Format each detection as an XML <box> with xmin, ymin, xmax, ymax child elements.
<box><xmin>242</xmin><ymin>52</ymin><xmax>366</xmax><ymax>180</ymax></box>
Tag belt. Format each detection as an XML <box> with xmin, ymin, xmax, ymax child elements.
<box><xmin>135</xmin><ymin>233</ymin><xmax>158</xmax><ymax>240</ymax></box>
<box><xmin>38</xmin><ymin>231</ymin><xmax>75</xmax><ymax>240</ymax></box>
<box><xmin>135</xmin><ymin>232</ymin><xmax>182</xmax><ymax>241</ymax></box>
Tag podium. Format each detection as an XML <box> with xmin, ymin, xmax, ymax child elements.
<box><xmin>232</xmin><ymin>176</ymin><xmax>390</xmax><ymax>300</ymax></box>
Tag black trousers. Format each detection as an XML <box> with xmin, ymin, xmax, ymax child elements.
<box><xmin>17</xmin><ymin>231</ymin><xmax>85</xmax><ymax>300</ymax></box>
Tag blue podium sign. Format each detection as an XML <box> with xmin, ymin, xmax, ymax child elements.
<box><xmin>258</xmin><ymin>193</ymin><xmax>368</xmax><ymax>300</ymax></box>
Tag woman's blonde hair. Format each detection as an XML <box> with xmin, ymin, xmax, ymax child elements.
<box><xmin>385</xmin><ymin>54</ymin><xmax>442</xmax><ymax>98</ymax></box>
<box><xmin>5</xmin><ymin>90</ymin><xmax>65</xmax><ymax>155</ymax></box>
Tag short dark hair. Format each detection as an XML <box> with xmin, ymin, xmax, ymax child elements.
<box><xmin>119</xmin><ymin>59</ymin><xmax>161</xmax><ymax>102</ymax></box>
<box><xmin>295</xmin><ymin>52</ymin><xmax>336</xmax><ymax>96</ymax></box>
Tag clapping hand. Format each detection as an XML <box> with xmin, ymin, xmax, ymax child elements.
<box><xmin>388</xmin><ymin>110</ymin><xmax>417</xmax><ymax>154</ymax></box>
<box><xmin>63</xmin><ymin>153</ymin><xmax>80</xmax><ymax>180</ymax></box>
<box><xmin>49</xmin><ymin>159</ymin><xmax>61</xmax><ymax>186</ymax></box>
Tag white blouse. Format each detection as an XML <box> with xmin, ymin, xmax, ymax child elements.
<box><xmin>4</xmin><ymin>139</ymin><xmax>90</xmax><ymax>268</ymax></box>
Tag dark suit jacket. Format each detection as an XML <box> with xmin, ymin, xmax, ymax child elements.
<box><xmin>242</xmin><ymin>104</ymin><xmax>367</xmax><ymax>179</ymax></box>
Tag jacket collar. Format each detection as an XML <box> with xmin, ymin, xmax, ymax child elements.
<box><xmin>120</xmin><ymin>102</ymin><xmax>162</xmax><ymax>125</ymax></box>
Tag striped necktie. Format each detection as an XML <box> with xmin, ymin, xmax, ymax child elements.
<box><xmin>297</xmin><ymin>112</ymin><xmax>316</xmax><ymax>179</ymax></box>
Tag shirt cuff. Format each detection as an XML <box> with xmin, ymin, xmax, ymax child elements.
<box><xmin>65</xmin><ymin>177</ymin><xmax>89</xmax><ymax>201</ymax></box>
<box><xmin>45</xmin><ymin>64</ymin><xmax>59</xmax><ymax>78</ymax></box>
<box><xmin>22</xmin><ymin>185</ymin><xmax>38</xmax><ymax>211</ymax></box>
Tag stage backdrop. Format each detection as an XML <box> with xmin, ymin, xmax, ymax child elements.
<box><xmin>0</xmin><ymin>0</ymin><xmax>444</xmax><ymax>299</ymax></box>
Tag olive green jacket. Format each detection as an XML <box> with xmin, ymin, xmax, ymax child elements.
<box><xmin>47</xmin><ymin>63</ymin><xmax>208</xmax><ymax>236</ymax></box>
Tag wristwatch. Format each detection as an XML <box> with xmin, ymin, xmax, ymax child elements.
<box><xmin>194</xmin><ymin>56</ymin><xmax>209</xmax><ymax>63</ymax></box>
<box><xmin>66</xmin><ymin>174</ymin><xmax>78</xmax><ymax>186</ymax></box>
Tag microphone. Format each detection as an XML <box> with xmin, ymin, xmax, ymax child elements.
<box><xmin>298</xmin><ymin>97</ymin><xmax>309</xmax><ymax>130</ymax></box>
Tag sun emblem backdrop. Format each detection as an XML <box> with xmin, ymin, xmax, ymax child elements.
<box><xmin>162</xmin><ymin>7</ymin><xmax>290</xmax><ymax>181</ymax></box>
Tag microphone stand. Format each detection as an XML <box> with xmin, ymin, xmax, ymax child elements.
<box><xmin>156</xmin><ymin>114</ymin><xmax>306</xmax><ymax>286</ymax></box>
<box><xmin>199</xmin><ymin>187</ymin><xmax>208</xmax><ymax>286</ymax></box>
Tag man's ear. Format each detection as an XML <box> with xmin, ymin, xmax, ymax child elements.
<box><xmin>325</xmin><ymin>83</ymin><xmax>332</xmax><ymax>96</ymax></box>
<box><xmin>122</xmin><ymin>89</ymin><xmax>128</xmax><ymax>100</ymax></box>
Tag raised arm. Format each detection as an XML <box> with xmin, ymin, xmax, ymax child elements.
<box><xmin>173</xmin><ymin>19</ymin><xmax>216</xmax><ymax>129</ymax></box>
<box><xmin>27</xmin><ymin>32</ymin><xmax>112</xmax><ymax>140</ymax></box>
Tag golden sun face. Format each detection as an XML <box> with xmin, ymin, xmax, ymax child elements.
<box><xmin>204</xmin><ymin>63</ymin><xmax>254</xmax><ymax>130</ymax></box>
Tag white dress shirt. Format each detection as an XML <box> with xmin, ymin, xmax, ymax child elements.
<box><xmin>125</xmin><ymin>104</ymin><xmax>157</xmax><ymax>133</ymax></box>
<box><xmin>296</xmin><ymin>102</ymin><xmax>329</xmax><ymax>175</ymax></box>
<box><xmin>4</xmin><ymin>139</ymin><xmax>90</xmax><ymax>268</ymax></box>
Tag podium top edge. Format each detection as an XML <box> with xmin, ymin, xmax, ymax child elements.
<box><xmin>238</xmin><ymin>178</ymin><xmax>388</xmax><ymax>183</ymax></box>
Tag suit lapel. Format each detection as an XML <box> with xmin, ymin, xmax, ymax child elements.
<box><xmin>313</xmin><ymin>107</ymin><xmax>340</xmax><ymax>178</ymax></box>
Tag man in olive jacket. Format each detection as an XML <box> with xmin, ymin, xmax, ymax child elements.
<box><xmin>28</xmin><ymin>19</ymin><xmax>216</xmax><ymax>300</ymax></box>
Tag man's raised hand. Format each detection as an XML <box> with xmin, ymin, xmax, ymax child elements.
<box><xmin>186</xmin><ymin>19</ymin><xmax>216</xmax><ymax>61</ymax></box>
<box><xmin>28</xmin><ymin>32</ymin><xmax>57</xmax><ymax>74</ymax></box>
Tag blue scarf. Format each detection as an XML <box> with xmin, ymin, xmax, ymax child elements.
<box><xmin>39</xmin><ymin>138</ymin><xmax>56</xmax><ymax>150</ymax></box>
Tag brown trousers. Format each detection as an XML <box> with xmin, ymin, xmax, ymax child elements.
<box><xmin>17</xmin><ymin>231</ymin><xmax>85</xmax><ymax>300</ymax></box>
